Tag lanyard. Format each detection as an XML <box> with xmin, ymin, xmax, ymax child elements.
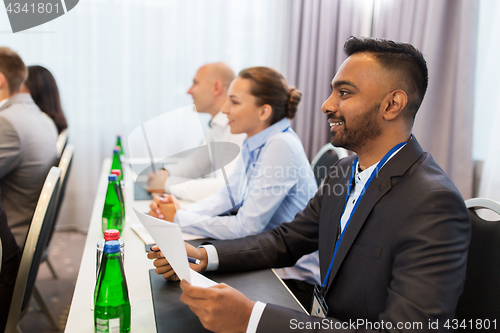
<box><xmin>244</xmin><ymin>126</ymin><xmax>290</xmax><ymax>184</ymax></box>
<box><xmin>320</xmin><ymin>141</ymin><xmax>407</xmax><ymax>289</ymax></box>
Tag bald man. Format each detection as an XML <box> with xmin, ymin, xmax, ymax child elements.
<box><xmin>148</xmin><ymin>63</ymin><xmax>245</xmax><ymax>202</ymax></box>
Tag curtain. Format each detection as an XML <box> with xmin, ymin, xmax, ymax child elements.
<box><xmin>0</xmin><ymin>0</ymin><xmax>292</xmax><ymax>232</ymax></box>
<box><xmin>477</xmin><ymin>0</ymin><xmax>500</xmax><ymax>211</ymax></box>
<box><xmin>372</xmin><ymin>0</ymin><xmax>479</xmax><ymax>198</ymax></box>
<box><xmin>286</xmin><ymin>0</ymin><xmax>374</xmax><ymax>160</ymax></box>
<box><xmin>287</xmin><ymin>0</ymin><xmax>479</xmax><ymax>200</ymax></box>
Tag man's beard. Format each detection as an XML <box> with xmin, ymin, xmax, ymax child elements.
<box><xmin>329</xmin><ymin>103</ymin><xmax>382</xmax><ymax>152</ymax></box>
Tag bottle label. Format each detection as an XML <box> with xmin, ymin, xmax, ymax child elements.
<box><xmin>96</xmin><ymin>317</ymin><xmax>120</xmax><ymax>333</ymax></box>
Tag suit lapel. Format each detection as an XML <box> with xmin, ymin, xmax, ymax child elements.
<box><xmin>323</xmin><ymin>136</ymin><xmax>424</xmax><ymax>294</ymax></box>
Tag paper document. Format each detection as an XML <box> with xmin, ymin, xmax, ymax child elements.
<box><xmin>191</xmin><ymin>269</ymin><xmax>218</xmax><ymax>288</ymax></box>
<box><xmin>130</xmin><ymin>222</ymin><xmax>205</xmax><ymax>244</ymax></box>
<box><xmin>182</xmin><ymin>232</ymin><xmax>206</xmax><ymax>241</ymax></box>
<box><xmin>129</xmin><ymin>223</ymin><xmax>155</xmax><ymax>245</ymax></box>
<box><xmin>133</xmin><ymin>208</ymin><xmax>217</xmax><ymax>287</ymax></box>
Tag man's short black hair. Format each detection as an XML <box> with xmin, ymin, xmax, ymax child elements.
<box><xmin>344</xmin><ymin>37</ymin><xmax>428</xmax><ymax>123</ymax></box>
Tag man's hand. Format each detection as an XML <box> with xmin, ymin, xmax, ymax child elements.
<box><xmin>147</xmin><ymin>169</ymin><xmax>168</xmax><ymax>193</ymax></box>
<box><xmin>149</xmin><ymin>194</ymin><xmax>177</xmax><ymax>221</ymax></box>
<box><xmin>147</xmin><ymin>243</ymin><xmax>208</xmax><ymax>280</ymax></box>
<box><xmin>180</xmin><ymin>280</ymin><xmax>255</xmax><ymax>333</ymax></box>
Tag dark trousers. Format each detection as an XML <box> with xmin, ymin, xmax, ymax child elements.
<box><xmin>0</xmin><ymin>251</ymin><xmax>21</xmax><ymax>332</ymax></box>
<box><xmin>283</xmin><ymin>279</ymin><xmax>315</xmax><ymax>313</ymax></box>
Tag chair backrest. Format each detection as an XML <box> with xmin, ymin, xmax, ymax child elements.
<box><xmin>56</xmin><ymin>129</ymin><xmax>68</xmax><ymax>157</ymax></box>
<box><xmin>52</xmin><ymin>144</ymin><xmax>75</xmax><ymax>228</ymax></box>
<box><xmin>4</xmin><ymin>167</ymin><xmax>61</xmax><ymax>333</ymax></box>
<box><xmin>455</xmin><ymin>197</ymin><xmax>500</xmax><ymax>326</ymax></box>
<box><xmin>311</xmin><ymin>143</ymin><xmax>349</xmax><ymax>187</ymax></box>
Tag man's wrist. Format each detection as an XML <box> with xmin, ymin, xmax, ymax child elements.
<box><xmin>199</xmin><ymin>244</ymin><xmax>219</xmax><ymax>271</ymax></box>
<box><xmin>246</xmin><ymin>301</ymin><xmax>267</xmax><ymax>333</ymax></box>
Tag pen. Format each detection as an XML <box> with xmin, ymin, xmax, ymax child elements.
<box><xmin>188</xmin><ymin>256</ymin><xmax>201</xmax><ymax>265</ymax></box>
<box><xmin>152</xmin><ymin>249</ymin><xmax>200</xmax><ymax>265</ymax></box>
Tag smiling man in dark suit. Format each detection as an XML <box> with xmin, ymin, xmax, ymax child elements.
<box><xmin>149</xmin><ymin>37</ymin><xmax>471</xmax><ymax>332</ymax></box>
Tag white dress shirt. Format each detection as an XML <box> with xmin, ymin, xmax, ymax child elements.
<box><xmin>165</xmin><ymin>111</ymin><xmax>245</xmax><ymax>201</ymax></box>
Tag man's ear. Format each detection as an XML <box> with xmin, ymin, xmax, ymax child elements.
<box><xmin>259</xmin><ymin>104</ymin><xmax>273</xmax><ymax>123</ymax></box>
<box><xmin>383</xmin><ymin>90</ymin><xmax>407</xmax><ymax>121</ymax></box>
<box><xmin>213</xmin><ymin>80</ymin><xmax>223</xmax><ymax>96</ymax></box>
<box><xmin>0</xmin><ymin>73</ymin><xmax>6</xmax><ymax>90</ymax></box>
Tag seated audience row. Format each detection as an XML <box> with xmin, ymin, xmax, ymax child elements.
<box><xmin>150</xmin><ymin>65</ymin><xmax>320</xmax><ymax>309</ymax></box>
<box><xmin>147</xmin><ymin>37</ymin><xmax>471</xmax><ymax>333</ymax></box>
<box><xmin>0</xmin><ymin>47</ymin><xmax>67</xmax><ymax>331</ymax></box>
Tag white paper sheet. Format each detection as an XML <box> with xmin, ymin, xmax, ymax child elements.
<box><xmin>191</xmin><ymin>269</ymin><xmax>218</xmax><ymax>288</ymax></box>
<box><xmin>129</xmin><ymin>223</ymin><xmax>155</xmax><ymax>245</ymax></box>
<box><xmin>182</xmin><ymin>232</ymin><xmax>206</xmax><ymax>241</ymax></box>
<box><xmin>133</xmin><ymin>208</ymin><xmax>218</xmax><ymax>287</ymax></box>
<box><xmin>130</xmin><ymin>222</ymin><xmax>204</xmax><ymax>244</ymax></box>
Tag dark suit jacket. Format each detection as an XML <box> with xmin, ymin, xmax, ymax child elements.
<box><xmin>0</xmin><ymin>190</ymin><xmax>21</xmax><ymax>332</ymax></box>
<box><xmin>211</xmin><ymin>136</ymin><xmax>471</xmax><ymax>332</ymax></box>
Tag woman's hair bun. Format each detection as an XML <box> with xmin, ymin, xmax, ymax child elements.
<box><xmin>286</xmin><ymin>86</ymin><xmax>302</xmax><ymax>119</ymax></box>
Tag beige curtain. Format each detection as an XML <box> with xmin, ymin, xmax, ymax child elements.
<box><xmin>286</xmin><ymin>0</ymin><xmax>370</xmax><ymax>160</ymax></box>
<box><xmin>371</xmin><ymin>0</ymin><xmax>479</xmax><ymax>198</ymax></box>
<box><xmin>287</xmin><ymin>0</ymin><xmax>478</xmax><ymax>199</ymax></box>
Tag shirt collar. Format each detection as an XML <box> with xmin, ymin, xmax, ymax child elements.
<box><xmin>209</xmin><ymin>111</ymin><xmax>229</xmax><ymax>128</ymax></box>
<box><xmin>244</xmin><ymin>118</ymin><xmax>290</xmax><ymax>153</ymax></box>
<box><xmin>354</xmin><ymin>162</ymin><xmax>377</xmax><ymax>187</ymax></box>
<box><xmin>0</xmin><ymin>93</ymin><xmax>34</xmax><ymax>111</ymax></box>
<box><xmin>0</xmin><ymin>98</ymin><xmax>9</xmax><ymax>109</ymax></box>
<box><xmin>354</xmin><ymin>143</ymin><xmax>407</xmax><ymax>187</ymax></box>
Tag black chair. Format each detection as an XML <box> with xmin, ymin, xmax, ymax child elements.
<box><xmin>55</xmin><ymin>129</ymin><xmax>68</xmax><ymax>158</ymax></box>
<box><xmin>4</xmin><ymin>167</ymin><xmax>61</xmax><ymax>333</ymax></box>
<box><xmin>42</xmin><ymin>144</ymin><xmax>75</xmax><ymax>279</ymax></box>
<box><xmin>29</xmin><ymin>144</ymin><xmax>75</xmax><ymax>330</ymax></box>
<box><xmin>310</xmin><ymin>143</ymin><xmax>348</xmax><ymax>187</ymax></box>
<box><xmin>455</xmin><ymin>197</ymin><xmax>500</xmax><ymax>330</ymax></box>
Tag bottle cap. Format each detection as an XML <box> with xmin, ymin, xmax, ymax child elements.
<box><xmin>104</xmin><ymin>240</ymin><xmax>121</xmax><ymax>254</ymax></box>
<box><xmin>117</xmin><ymin>135</ymin><xmax>121</xmax><ymax>139</ymax></box>
<box><xmin>108</xmin><ymin>174</ymin><xmax>118</xmax><ymax>181</ymax></box>
<box><xmin>104</xmin><ymin>229</ymin><xmax>120</xmax><ymax>241</ymax></box>
<box><xmin>111</xmin><ymin>169</ymin><xmax>122</xmax><ymax>177</ymax></box>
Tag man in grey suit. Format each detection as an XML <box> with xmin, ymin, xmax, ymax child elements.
<box><xmin>0</xmin><ymin>47</ymin><xmax>59</xmax><ymax>247</ymax></box>
<box><xmin>149</xmin><ymin>37</ymin><xmax>471</xmax><ymax>332</ymax></box>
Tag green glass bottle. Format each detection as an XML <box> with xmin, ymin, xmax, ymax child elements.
<box><xmin>115</xmin><ymin>135</ymin><xmax>125</xmax><ymax>156</ymax></box>
<box><xmin>94</xmin><ymin>240</ymin><xmax>131</xmax><ymax>333</ymax></box>
<box><xmin>102</xmin><ymin>174</ymin><xmax>125</xmax><ymax>234</ymax></box>
<box><xmin>111</xmin><ymin>147</ymin><xmax>123</xmax><ymax>181</ymax></box>
<box><xmin>110</xmin><ymin>169</ymin><xmax>125</xmax><ymax>217</ymax></box>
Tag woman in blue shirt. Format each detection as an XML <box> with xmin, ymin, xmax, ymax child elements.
<box><xmin>150</xmin><ymin>67</ymin><xmax>319</xmax><ymax>310</ymax></box>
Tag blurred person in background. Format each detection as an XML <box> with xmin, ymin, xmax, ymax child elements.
<box><xmin>147</xmin><ymin>62</ymin><xmax>245</xmax><ymax>202</ymax></box>
<box><xmin>0</xmin><ymin>47</ymin><xmax>58</xmax><ymax>247</ymax></box>
<box><xmin>20</xmin><ymin>65</ymin><xmax>68</xmax><ymax>134</ymax></box>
